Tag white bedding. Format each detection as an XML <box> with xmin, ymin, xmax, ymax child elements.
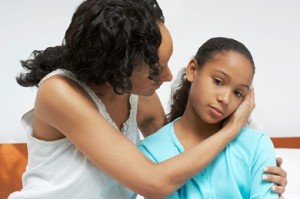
<box><xmin>275</xmin><ymin>148</ymin><xmax>300</xmax><ymax>199</ymax></box>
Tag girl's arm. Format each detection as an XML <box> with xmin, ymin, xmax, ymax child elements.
<box><xmin>264</xmin><ymin>158</ymin><xmax>288</xmax><ymax>197</ymax></box>
<box><xmin>250</xmin><ymin>134</ymin><xmax>278</xmax><ymax>199</ymax></box>
<box><xmin>35</xmin><ymin>77</ymin><xmax>254</xmax><ymax>199</ymax></box>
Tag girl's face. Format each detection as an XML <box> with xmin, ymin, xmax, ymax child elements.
<box><xmin>130</xmin><ymin>21</ymin><xmax>173</xmax><ymax>96</ymax></box>
<box><xmin>186</xmin><ymin>51</ymin><xmax>254</xmax><ymax>124</ymax></box>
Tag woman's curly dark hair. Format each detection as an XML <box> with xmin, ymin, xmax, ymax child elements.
<box><xmin>167</xmin><ymin>37</ymin><xmax>255</xmax><ymax>122</ymax></box>
<box><xmin>17</xmin><ymin>0</ymin><xmax>164</xmax><ymax>94</ymax></box>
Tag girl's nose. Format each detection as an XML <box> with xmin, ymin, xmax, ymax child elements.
<box><xmin>217</xmin><ymin>89</ymin><xmax>231</xmax><ymax>105</ymax></box>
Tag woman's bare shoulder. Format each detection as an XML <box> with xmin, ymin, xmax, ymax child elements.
<box><xmin>33</xmin><ymin>75</ymin><xmax>99</xmax><ymax>138</ymax></box>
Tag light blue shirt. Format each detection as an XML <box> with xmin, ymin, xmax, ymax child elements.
<box><xmin>138</xmin><ymin>121</ymin><xmax>278</xmax><ymax>199</ymax></box>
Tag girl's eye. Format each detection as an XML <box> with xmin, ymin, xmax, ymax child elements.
<box><xmin>234</xmin><ymin>90</ymin><xmax>244</xmax><ymax>97</ymax></box>
<box><xmin>213</xmin><ymin>78</ymin><xmax>223</xmax><ymax>86</ymax></box>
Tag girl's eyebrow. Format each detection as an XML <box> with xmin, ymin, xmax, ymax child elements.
<box><xmin>214</xmin><ymin>69</ymin><xmax>229</xmax><ymax>78</ymax></box>
<box><xmin>241</xmin><ymin>84</ymin><xmax>251</xmax><ymax>89</ymax></box>
<box><xmin>214</xmin><ymin>69</ymin><xmax>250</xmax><ymax>89</ymax></box>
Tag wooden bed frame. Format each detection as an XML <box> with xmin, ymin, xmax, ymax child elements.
<box><xmin>271</xmin><ymin>137</ymin><xmax>300</xmax><ymax>148</ymax></box>
<box><xmin>0</xmin><ymin>137</ymin><xmax>299</xmax><ymax>198</ymax></box>
<box><xmin>0</xmin><ymin>143</ymin><xmax>28</xmax><ymax>199</ymax></box>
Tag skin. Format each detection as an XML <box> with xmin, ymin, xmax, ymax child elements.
<box><xmin>30</xmin><ymin>21</ymin><xmax>286</xmax><ymax>198</ymax></box>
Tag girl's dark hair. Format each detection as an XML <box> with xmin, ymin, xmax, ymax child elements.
<box><xmin>17</xmin><ymin>0</ymin><xmax>165</xmax><ymax>94</ymax></box>
<box><xmin>167</xmin><ymin>37</ymin><xmax>255</xmax><ymax>122</ymax></box>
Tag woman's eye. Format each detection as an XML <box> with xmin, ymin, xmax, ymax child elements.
<box><xmin>148</xmin><ymin>63</ymin><xmax>163</xmax><ymax>82</ymax></box>
<box><xmin>213</xmin><ymin>78</ymin><xmax>223</xmax><ymax>86</ymax></box>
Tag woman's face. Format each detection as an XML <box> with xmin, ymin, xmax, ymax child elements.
<box><xmin>130</xmin><ymin>22</ymin><xmax>173</xmax><ymax>96</ymax></box>
<box><xmin>187</xmin><ymin>51</ymin><xmax>254</xmax><ymax>124</ymax></box>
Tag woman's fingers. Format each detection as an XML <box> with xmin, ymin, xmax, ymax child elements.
<box><xmin>263</xmin><ymin>165</ymin><xmax>288</xmax><ymax>195</ymax></box>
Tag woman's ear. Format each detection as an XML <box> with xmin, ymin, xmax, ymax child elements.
<box><xmin>186</xmin><ymin>59</ymin><xmax>198</xmax><ymax>82</ymax></box>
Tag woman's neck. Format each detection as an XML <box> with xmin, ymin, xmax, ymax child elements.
<box><xmin>89</xmin><ymin>83</ymin><xmax>130</xmax><ymax>130</ymax></box>
<box><xmin>89</xmin><ymin>83</ymin><xmax>127</xmax><ymax>100</ymax></box>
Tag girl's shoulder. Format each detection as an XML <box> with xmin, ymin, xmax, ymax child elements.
<box><xmin>239</xmin><ymin>126</ymin><xmax>268</xmax><ymax>140</ymax></box>
<box><xmin>138</xmin><ymin>122</ymin><xmax>180</xmax><ymax>163</ymax></box>
<box><xmin>233</xmin><ymin>126</ymin><xmax>274</xmax><ymax>153</ymax></box>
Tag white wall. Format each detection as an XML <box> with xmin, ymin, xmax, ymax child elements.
<box><xmin>158</xmin><ymin>0</ymin><xmax>300</xmax><ymax>138</ymax></box>
<box><xmin>1</xmin><ymin>0</ymin><xmax>299</xmax><ymax>143</ymax></box>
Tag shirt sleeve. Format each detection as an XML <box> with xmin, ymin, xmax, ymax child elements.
<box><xmin>249</xmin><ymin>133</ymin><xmax>278</xmax><ymax>199</ymax></box>
<box><xmin>138</xmin><ymin>143</ymin><xmax>158</xmax><ymax>163</ymax></box>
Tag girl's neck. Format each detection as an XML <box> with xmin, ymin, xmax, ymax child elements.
<box><xmin>174</xmin><ymin>114</ymin><xmax>223</xmax><ymax>150</ymax></box>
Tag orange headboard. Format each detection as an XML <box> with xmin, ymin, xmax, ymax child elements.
<box><xmin>271</xmin><ymin>137</ymin><xmax>300</xmax><ymax>148</ymax></box>
<box><xmin>0</xmin><ymin>143</ymin><xmax>28</xmax><ymax>199</ymax></box>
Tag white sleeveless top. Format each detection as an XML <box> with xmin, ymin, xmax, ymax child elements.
<box><xmin>9</xmin><ymin>69</ymin><xmax>140</xmax><ymax>199</ymax></box>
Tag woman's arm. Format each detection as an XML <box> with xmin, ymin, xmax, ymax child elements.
<box><xmin>137</xmin><ymin>92</ymin><xmax>166</xmax><ymax>138</ymax></box>
<box><xmin>35</xmin><ymin>77</ymin><xmax>254</xmax><ymax>199</ymax></box>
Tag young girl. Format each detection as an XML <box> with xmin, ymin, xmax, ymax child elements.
<box><xmin>139</xmin><ymin>37</ymin><xmax>280</xmax><ymax>198</ymax></box>
<box><xmin>9</xmin><ymin>0</ymin><xmax>286</xmax><ymax>198</ymax></box>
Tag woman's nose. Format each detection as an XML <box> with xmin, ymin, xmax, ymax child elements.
<box><xmin>159</xmin><ymin>65</ymin><xmax>173</xmax><ymax>82</ymax></box>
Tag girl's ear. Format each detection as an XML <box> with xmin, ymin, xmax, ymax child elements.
<box><xmin>186</xmin><ymin>59</ymin><xmax>197</xmax><ymax>82</ymax></box>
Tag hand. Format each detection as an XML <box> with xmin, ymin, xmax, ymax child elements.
<box><xmin>223</xmin><ymin>87</ymin><xmax>255</xmax><ymax>129</ymax></box>
<box><xmin>263</xmin><ymin>157</ymin><xmax>288</xmax><ymax>198</ymax></box>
